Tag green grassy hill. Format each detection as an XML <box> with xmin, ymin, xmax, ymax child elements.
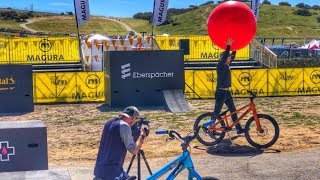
<box><xmin>0</xmin><ymin>4</ymin><xmax>319</xmax><ymax>37</ymax></box>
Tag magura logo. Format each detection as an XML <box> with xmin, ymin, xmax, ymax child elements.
<box><xmin>121</xmin><ymin>63</ymin><xmax>131</xmax><ymax>79</ymax></box>
<box><xmin>310</xmin><ymin>70</ymin><xmax>320</xmax><ymax>84</ymax></box>
<box><xmin>0</xmin><ymin>141</ymin><xmax>15</xmax><ymax>161</ymax></box>
<box><xmin>86</xmin><ymin>74</ymin><xmax>100</xmax><ymax>89</ymax></box>
<box><xmin>39</xmin><ymin>39</ymin><xmax>52</xmax><ymax>52</ymax></box>
<box><xmin>238</xmin><ymin>72</ymin><xmax>252</xmax><ymax>86</ymax></box>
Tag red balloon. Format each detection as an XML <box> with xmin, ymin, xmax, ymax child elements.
<box><xmin>207</xmin><ymin>1</ymin><xmax>257</xmax><ymax>51</ymax></box>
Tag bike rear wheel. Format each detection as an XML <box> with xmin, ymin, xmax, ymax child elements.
<box><xmin>194</xmin><ymin>112</ymin><xmax>226</xmax><ymax>146</ymax></box>
<box><xmin>245</xmin><ymin>114</ymin><xmax>279</xmax><ymax>148</ymax></box>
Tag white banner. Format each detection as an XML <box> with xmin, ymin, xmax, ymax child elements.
<box><xmin>75</xmin><ymin>0</ymin><xmax>90</xmax><ymax>26</ymax></box>
<box><xmin>152</xmin><ymin>0</ymin><xmax>169</xmax><ymax>26</ymax></box>
<box><xmin>251</xmin><ymin>0</ymin><xmax>260</xmax><ymax>22</ymax></box>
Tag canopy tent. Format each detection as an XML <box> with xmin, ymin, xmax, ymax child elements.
<box><xmin>301</xmin><ymin>39</ymin><xmax>320</xmax><ymax>49</ymax></box>
<box><xmin>87</xmin><ymin>34</ymin><xmax>110</xmax><ymax>43</ymax></box>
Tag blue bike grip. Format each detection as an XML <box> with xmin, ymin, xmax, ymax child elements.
<box><xmin>155</xmin><ymin>130</ymin><xmax>168</xmax><ymax>134</ymax></box>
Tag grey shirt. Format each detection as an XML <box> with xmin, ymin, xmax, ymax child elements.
<box><xmin>119</xmin><ymin>120</ymin><xmax>137</xmax><ymax>154</ymax></box>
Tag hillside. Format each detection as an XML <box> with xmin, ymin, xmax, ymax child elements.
<box><xmin>0</xmin><ymin>4</ymin><xmax>319</xmax><ymax>37</ymax></box>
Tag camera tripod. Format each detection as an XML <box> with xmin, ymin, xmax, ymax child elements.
<box><xmin>126</xmin><ymin>149</ymin><xmax>152</xmax><ymax>180</ymax></box>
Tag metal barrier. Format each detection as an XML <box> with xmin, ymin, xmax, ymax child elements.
<box><xmin>251</xmin><ymin>40</ymin><xmax>278</xmax><ymax>68</ymax></box>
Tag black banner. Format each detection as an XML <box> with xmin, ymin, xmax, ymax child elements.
<box><xmin>104</xmin><ymin>50</ymin><xmax>185</xmax><ymax>106</ymax></box>
<box><xmin>0</xmin><ymin>65</ymin><xmax>33</xmax><ymax>113</ymax></box>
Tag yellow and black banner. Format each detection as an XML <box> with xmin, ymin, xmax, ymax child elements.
<box><xmin>155</xmin><ymin>35</ymin><xmax>250</xmax><ymax>61</ymax></box>
<box><xmin>33</xmin><ymin>72</ymin><xmax>104</xmax><ymax>103</ymax></box>
<box><xmin>185</xmin><ymin>67</ymin><xmax>320</xmax><ymax>98</ymax></box>
<box><xmin>31</xmin><ymin>67</ymin><xmax>320</xmax><ymax>103</ymax></box>
<box><xmin>0</xmin><ymin>37</ymin><xmax>80</xmax><ymax>64</ymax></box>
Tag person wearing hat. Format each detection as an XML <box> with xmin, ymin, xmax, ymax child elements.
<box><xmin>94</xmin><ymin>106</ymin><xmax>147</xmax><ymax>180</ymax></box>
<box><xmin>212</xmin><ymin>38</ymin><xmax>244</xmax><ymax>134</ymax></box>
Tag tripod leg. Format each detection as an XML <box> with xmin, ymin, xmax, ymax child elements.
<box><xmin>126</xmin><ymin>154</ymin><xmax>136</xmax><ymax>174</ymax></box>
<box><xmin>140</xmin><ymin>150</ymin><xmax>153</xmax><ymax>175</ymax></box>
<box><xmin>137</xmin><ymin>152</ymin><xmax>141</xmax><ymax>180</ymax></box>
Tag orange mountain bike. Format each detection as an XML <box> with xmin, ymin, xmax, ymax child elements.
<box><xmin>193</xmin><ymin>90</ymin><xmax>279</xmax><ymax>148</ymax></box>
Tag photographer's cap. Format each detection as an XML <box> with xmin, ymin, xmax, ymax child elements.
<box><xmin>121</xmin><ymin>106</ymin><xmax>140</xmax><ymax>119</ymax></box>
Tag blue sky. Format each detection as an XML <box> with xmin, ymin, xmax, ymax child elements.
<box><xmin>0</xmin><ymin>0</ymin><xmax>318</xmax><ymax>18</ymax></box>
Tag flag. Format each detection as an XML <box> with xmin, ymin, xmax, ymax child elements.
<box><xmin>251</xmin><ymin>0</ymin><xmax>260</xmax><ymax>22</ymax></box>
<box><xmin>74</xmin><ymin>0</ymin><xmax>90</xmax><ymax>26</ymax></box>
<box><xmin>152</xmin><ymin>0</ymin><xmax>169</xmax><ymax>26</ymax></box>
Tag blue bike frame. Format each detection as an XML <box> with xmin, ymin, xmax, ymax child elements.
<box><xmin>145</xmin><ymin>151</ymin><xmax>202</xmax><ymax>180</ymax></box>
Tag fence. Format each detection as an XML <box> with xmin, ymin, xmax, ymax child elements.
<box><xmin>0</xmin><ymin>37</ymin><xmax>80</xmax><ymax>64</ymax></box>
<box><xmin>155</xmin><ymin>35</ymin><xmax>250</xmax><ymax>61</ymax></box>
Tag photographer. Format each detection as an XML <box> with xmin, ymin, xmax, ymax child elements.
<box><xmin>94</xmin><ymin>106</ymin><xmax>148</xmax><ymax>180</ymax></box>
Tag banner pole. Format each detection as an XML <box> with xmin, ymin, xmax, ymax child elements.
<box><xmin>151</xmin><ymin>0</ymin><xmax>156</xmax><ymax>49</ymax></box>
<box><xmin>73</xmin><ymin>0</ymin><xmax>81</xmax><ymax>38</ymax></box>
<box><xmin>73</xmin><ymin>0</ymin><xmax>84</xmax><ymax>69</ymax></box>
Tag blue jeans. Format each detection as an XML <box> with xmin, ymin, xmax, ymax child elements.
<box><xmin>214</xmin><ymin>89</ymin><xmax>243</xmax><ymax>130</ymax></box>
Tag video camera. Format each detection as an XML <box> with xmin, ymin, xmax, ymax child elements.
<box><xmin>131</xmin><ymin>117</ymin><xmax>150</xmax><ymax>142</ymax></box>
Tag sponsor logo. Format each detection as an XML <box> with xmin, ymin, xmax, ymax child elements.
<box><xmin>121</xmin><ymin>63</ymin><xmax>131</xmax><ymax>79</ymax></box>
<box><xmin>279</xmin><ymin>72</ymin><xmax>294</xmax><ymax>81</ymax></box>
<box><xmin>86</xmin><ymin>74</ymin><xmax>100</xmax><ymax>89</ymax></box>
<box><xmin>0</xmin><ymin>77</ymin><xmax>16</xmax><ymax>91</ymax></box>
<box><xmin>39</xmin><ymin>39</ymin><xmax>52</xmax><ymax>52</ymax></box>
<box><xmin>50</xmin><ymin>76</ymin><xmax>68</xmax><ymax>86</ymax></box>
<box><xmin>120</xmin><ymin>63</ymin><xmax>175</xmax><ymax>80</ymax></box>
<box><xmin>0</xmin><ymin>141</ymin><xmax>15</xmax><ymax>161</ymax></box>
<box><xmin>310</xmin><ymin>70</ymin><xmax>320</xmax><ymax>84</ymax></box>
<box><xmin>238</xmin><ymin>72</ymin><xmax>252</xmax><ymax>86</ymax></box>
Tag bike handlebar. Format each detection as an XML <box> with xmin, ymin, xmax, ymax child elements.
<box><xmin>155</xmin><ymin>126</ymin><xmax>201</xmax><ymax>143</ymax></box>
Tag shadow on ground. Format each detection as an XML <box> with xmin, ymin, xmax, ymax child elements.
<box><xmin>194</xmin><ymin>135</ymin><xmax>281</xmax><ymax>157</ymax></box>
<box><xmin>97</xmin><ymin>103</ymin><xmax>166</xmax><ymax>113</ymax></box>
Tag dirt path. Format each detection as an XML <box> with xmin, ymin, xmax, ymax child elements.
<box><xmin>19</xmin><ymin>19</ymin><xmax>38</xmax><ymax>33</ymax></box>
<box><xmin>105</xmin><ymin>17</ymin><xmax>141</xmax><ymax>36</ymax></box>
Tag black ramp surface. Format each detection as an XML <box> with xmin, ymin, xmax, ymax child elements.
<box><xmin>0</xmin><ymin>169</ymin><xmax>71</xmax><ymax>180</ymax></box>
<box><xmin>163</xmin><ymin>89</ymin><xmax>191</xmax><ymax>113</ymax></box>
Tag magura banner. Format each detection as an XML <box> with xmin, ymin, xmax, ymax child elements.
<box><xmin>152</xmin><ymin>0</ymin><xmax>169</xmax><ymax>26</ymax></box>
<box><xmin>74</xmin><ymin>0</ymin><xmax>90</xmax><ymax>26</ymax></box>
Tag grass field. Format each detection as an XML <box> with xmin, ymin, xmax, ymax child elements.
<box><xmin>1</xmin><ymin>4</ymin><xmax>319</xmax><ymax>37</ymax></box>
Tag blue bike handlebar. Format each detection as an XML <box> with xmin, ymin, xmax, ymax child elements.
<box><xmin>155</xmin><ymin>130</ymin><xmax>168</xmax><ymax>134</ymax></box>
<box><xmin>155</xmin><ymin>126</ymin><xmax>201</xmax><ymax>142</ymax></box>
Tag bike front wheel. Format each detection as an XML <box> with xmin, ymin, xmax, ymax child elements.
<box><xmin>194</xmin><ymin>112</ymin><xmax>226</xmax><ymax>146</ymax></box>
<box><xmin>245</xmin><ymin>114</ymin><xmax>280</xmax><ymax>148</ymax></box>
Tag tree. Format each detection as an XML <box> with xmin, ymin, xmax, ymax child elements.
<box><xmin>279</xmin><ymin>2</ymin><xmax>291</xmax><ymax>7</ymax></box>
<box><xmin>199</xmin><ymin>1</ymin><xmax>214</xmax><ymax>6</ymax></box>
<box><xmin>294</xmin><ymin>9</ymin><xmax>312</xmax><ymax>16</ymax></box>
<box><xmin>295</xmin><ymin>3</ymin><xmax>310</xmax><ymax>9</ymax></box>
<box><xmin>262</xmin><ymin>0</ymin><xmax>271</xmax><ymax>5</ymax></box>
<box><xmin>312</xmin><ymin>5</ymin><xmax>320</xmax><ymax>10</ymax></box>
<box><xmin>317</xmin><ymin>16</ymin><xmax>320</xmax><ymax>23</ymax></box>
<box><xmin>67</xmin><ymin>11</ymin><xmax>73</xmax><ymax>15</ymax></box>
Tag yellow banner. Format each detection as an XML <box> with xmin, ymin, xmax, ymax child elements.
<box><xmin>0</xmin><ymin>37</ymin><xmax>80</xmax><ymax>64</ymax></box>
<box><xmin>185</xmin><ymin>67</ymin><xmax>320</xmax><ymax>98</ymax></box>
<box><xmin>33</xmin><ymin>72</ymin><xmax>104</xmax><ymax>103</ymax></box>
<box><xmin>31</xmin><ymin>68</ymin><xmax>320</xmax><ymax>103</ymax></box>
<box><xmin>155</xmin><ymin>35</ymin><xmax>250</xmax><ymax>61</ymax></box>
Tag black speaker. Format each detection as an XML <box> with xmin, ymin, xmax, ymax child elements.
<box><xmin>179</xmin><ymin>39</ymin><xmax>190</xmax><ymax>55</ymax></box>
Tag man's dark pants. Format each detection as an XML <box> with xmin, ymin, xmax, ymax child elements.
<box><xmin>214</xmin><ymin>89</ymin><xmax>243</xmax><ymax>131</ymax></box>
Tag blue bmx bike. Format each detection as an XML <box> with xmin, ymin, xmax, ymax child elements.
<box><xmin>143</xmin><ymin>126</ymin><xmax>216</xmax><ymax>180</ymax></box>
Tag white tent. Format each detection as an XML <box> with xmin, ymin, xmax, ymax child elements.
<box><xmin>301</xmin><ymin>39</ymin><xmax>320</xmax><ymax>49</ymax></box>
<box><xmin>87</xmin><ymin>34</ymin><xmax>110</xmax><ymax>43</ymax></box>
